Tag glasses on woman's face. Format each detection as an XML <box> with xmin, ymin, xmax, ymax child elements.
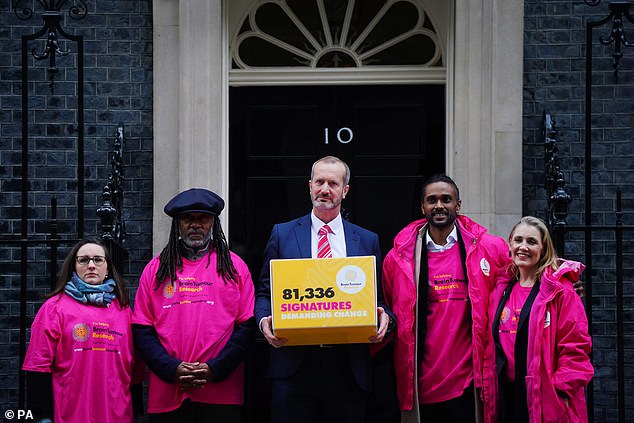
<box><xmin>76</xmin><ymin>255</ymin><xmax>106</xmax><ymax>266</ymax></box>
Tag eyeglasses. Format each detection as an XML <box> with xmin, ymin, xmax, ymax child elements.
<box><xmin>76</xmin><ymin>256</ymin><xmax>106</xmax><ymax>266</ymax></box>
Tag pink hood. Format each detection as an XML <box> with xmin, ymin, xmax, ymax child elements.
<box><xmin>481</xmin><ymin>260</ymin><xmax>593</xmax><ymax>422</ymax></box>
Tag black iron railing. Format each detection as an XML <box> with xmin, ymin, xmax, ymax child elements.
<box><xmin>543</xmin><ymin>112</ymin><xmax>633</xmax><ymax>422</ymax></box>
<box><xmin>98</xmin><ymin>126</ymin><xmax>129</xmax><ymax>269</ymax></box>
<box><xmin>8</xmin><ymin>2</ymin><xmax>129</xmax><ymax>411</ymax></box>
<box><xmin>2</xmin><ymin>125</ymin><xmax>128</xmax><ymax>409</ymax></box>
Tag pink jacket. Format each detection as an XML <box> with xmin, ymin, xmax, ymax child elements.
<box><xmin>380</xmin><ymin>215</ymin><xmax>510</xmax><ymax>410</ymax></box>
<box><xmin>481</xmin><ymin>260</ymin><xmax>593</xmax><ymax>423</ymax></box>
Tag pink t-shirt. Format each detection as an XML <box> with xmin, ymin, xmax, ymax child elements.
<box><xmin>22</xmin><ymin>294</ymin><xmax>136</xmax><ymax>423</ymax></box>
<box><xmin>419</xmin><ymin>245</ymin><xmax>473</xmax><ymax>404</ymax></box>
<box><xmin>132</xmin><ymin>251</ymin><xmax>254</xmax><ymax>413</ymax></box>
<box><xmin>498</xmin><ymin>283</ymin><xmax>532</xmax><ymax>382</ymax></box>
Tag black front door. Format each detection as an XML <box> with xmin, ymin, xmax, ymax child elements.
<box><xmin>229</xmin><ymin>84</ymin><xmax>445</xmax><ymax>278</ymax></box>
<box><xmin>229</xmin><ymin>84</ymin><xmax>444</xmax><ymax>422</ymax></box>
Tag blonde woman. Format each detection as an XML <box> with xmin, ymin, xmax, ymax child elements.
<box><xmin>480</xmin><ymin>216</ymin><xmax>593</xmax><ymax>423</ymax></box>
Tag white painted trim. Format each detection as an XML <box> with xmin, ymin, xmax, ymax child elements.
<box><xmin>445</xmin><ymin>0</ymin><xmax>455</xmax><ymax>180</ymax></box>
<box><xmin>450</xmin><ymin>0</ymin><xmax>523</xmax><ymax>238</ymax></box>
<box><xmin>152</xmin><ymin>0</ymin><xmax>180</xmax><ymax>254</ymax></box>
<box><xmin>229</xmin><ymin>67</ymin><xmax>446</xmax><ymax>86</ymax></box>
<box><xmin>220</xmin><ymin>1</ymin><xmax>230</xmax><ymax>234</ymax></box>
<box><xmin>152</xmin><ymin>0</ymin><xmax>228</xmax><ymax>254</ymax></box>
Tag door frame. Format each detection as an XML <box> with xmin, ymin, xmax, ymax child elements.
<box><xmin>151</xmin><ymin>0</ymin><xmax>523</xmax><ymax>253</ymax></box>
<box><xmin>228</xmin><ymin>84</ymin><xmax>446</xmax><ymax>275</ymax></box>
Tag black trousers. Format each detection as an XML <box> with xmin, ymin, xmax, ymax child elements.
<box><xmin>365</xmin><ymin>342</ymin><xmax>400</xmax><ymax>423</ymax></box>
<box><xmin>500</xmin><ymin>380</ymin><xmax>529</xmax><ymax>423</ymax></box>
<box><xmin>270</xmin><ymin>346</ymin><xmax>368</xmax><ymax>423</ymax></box>
<box><xmin>418</xmin><ymin>384</ymin><xmax>476</xmax><ymax>423</ymax></box>
<box><xmin>148</xmin><ymin>399</ymin><xmax>241</xmax><ymax>423</ymax></box>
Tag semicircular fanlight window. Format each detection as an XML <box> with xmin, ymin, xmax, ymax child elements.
<box><xmin>232</xmin><ymin>0</ymin><xmax>442</xmax><ymax>69</ymax></box>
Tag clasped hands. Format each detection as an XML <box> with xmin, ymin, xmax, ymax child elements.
<box><xmin>174</xmin><ymin>361</ymin><xmax>212</xmax><ymax>390</ymax></box>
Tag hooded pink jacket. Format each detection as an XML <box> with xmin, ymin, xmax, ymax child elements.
<box><xmin>380</xmin><ymin>215</ymin><xmax>510</xmax><ymax>410</ymax></box>
<box><xmin>481</xmin><ymin>260</ymin><xmax>593</xmax><ymax>423</ymax></box>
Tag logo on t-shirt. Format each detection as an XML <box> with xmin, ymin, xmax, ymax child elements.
<box><xmin>72</xmin><ymin>322</ymin><xmax>91</xmax><ymax>342</ymax></box>
<box><xmin>499</xmin><ymin>307</ymin><xmax>511</xmax><ymax>324</ymax></box>
<box><xmin>500</xmin><ymin>305</ymin><xmax>522</xmax><ymax>329</ymax></box>
<box><xmin>163</xmin><ymin>283</ymin><xmax>175</xmax><ymax>299</ymax></box>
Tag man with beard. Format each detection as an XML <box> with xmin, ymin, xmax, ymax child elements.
<box><xmin>380</xmin><ymin>174</ymin><xmax>510</xmax><ymax>423</ymax></box>
<box><xmin>255</xmin><ymin>156</ymin><xmax>395</xmax><ymax>423</ymax></box>
<box><xmin>132</xmin><ymin>188</ymin><xmax>255</xmax><ymax>422</ymax></box>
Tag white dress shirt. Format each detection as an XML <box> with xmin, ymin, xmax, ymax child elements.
<box><xmin>425</xmin><ymin>224</ymin><xmax>458</xmax><ymax>253</ymax></box>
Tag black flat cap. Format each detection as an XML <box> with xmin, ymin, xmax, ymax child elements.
<box><xmin>164</xmin><ymin>188</ymin><xmax>225</xmax><ymax>217</ymax></box>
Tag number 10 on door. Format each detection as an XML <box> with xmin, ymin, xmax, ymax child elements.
<box><xmin>324</xmin><ymin>127</ymin><xmax>353</xmax><ymax>144</ymax></box>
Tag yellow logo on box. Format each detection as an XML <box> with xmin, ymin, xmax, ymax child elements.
<box><xmin>270</xmin><ymin>256</ymin><xmax>377</xmax><ymax>345</ymax></box>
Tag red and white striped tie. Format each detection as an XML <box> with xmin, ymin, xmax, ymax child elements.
<box><xmin>317</xmin><ymin>225</ymin><xmax>333</xmax><ymax>258</ymax></box>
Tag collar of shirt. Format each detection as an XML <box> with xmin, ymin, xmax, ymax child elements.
<box><xmin>425</xmin><ymin>224</ymin><xmax>458</xmax><ymax>253</ymax></box>
<box><xmin>311</xmin><ymin>212</ymin><xmax>343</xmax><ymax>235</ymax></box>
<box><xmin>310</xmin><ymin>212</ymin><xmax>346</xmax><ymax>257</ymax></box>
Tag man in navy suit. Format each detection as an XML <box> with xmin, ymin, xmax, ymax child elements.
<box><xmin>255</xmin><ymin>155</ymin><xmax>394</xmax><ymax>423</ymax></box>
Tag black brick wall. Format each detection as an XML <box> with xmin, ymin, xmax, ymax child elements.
<box><xmin>524</xmin><ymin>1</ymin><xmax>634</xmax><ymax>421</ymax></box>
<box><xmin>0</xmin><ymin>0</ymin><xmax>153</xmax><ymax>412</ymax></box>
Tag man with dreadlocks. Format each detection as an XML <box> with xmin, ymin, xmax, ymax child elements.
<box><xmin>132</xmin><ymin>188</ymin><xmax>255</xmax><ymax>422</ymax></box>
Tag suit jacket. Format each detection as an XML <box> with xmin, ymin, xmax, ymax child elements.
<box><xmin>255</xmin><ymin>213</ymin><xmax>388</xmax><ymax>392</ymax></box>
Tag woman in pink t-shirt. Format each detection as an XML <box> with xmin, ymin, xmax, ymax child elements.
<box><xmin>485</xmin><ymin>217</ymin><xmax>593</xmax><ymax>423</ymax></box>
<box><xmin>22</xmin><ymin>237</ymin><xmax>142</xmax><ymax>423</ymax></box>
